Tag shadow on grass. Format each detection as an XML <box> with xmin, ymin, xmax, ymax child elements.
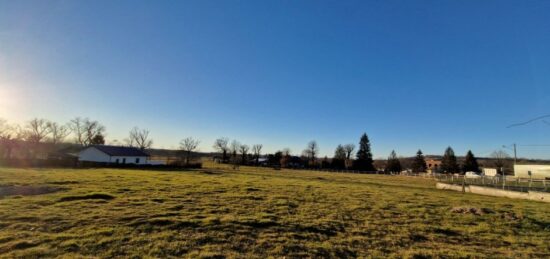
<box><xmin>58</xmin><ymin>193</ymin><xmax>115</xmax><ymax>202</ymax></box>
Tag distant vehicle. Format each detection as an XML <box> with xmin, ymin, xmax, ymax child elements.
<box><xmin>465</xmin><ymin>171</ymin><xmax>481</xmax><ymax>178</ymax></box>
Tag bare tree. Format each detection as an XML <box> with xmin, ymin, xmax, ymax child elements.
<box><xmin>127</xmin><ymin>127</ymin><xmax>153</xmax><ymax>150</ymax></box>
<box><xmin>69</xmin><ymin>117</ymin><xmax>85</xmax><ymax>145</ymax></box>
<box><xmin>0</xmin><ymin>119</ymin><xmax>17</xmax><ymax>159</ymax></box>
<box><xmin>0</xmin><ymin>119</ymin><xmax>8</xmax><ymax>137</ymax></box>
<box><xmin>303</xmin><ymin>141</ymin><xmax>319</xmax><ymax>167</ymax></box>
<box><xmin>83</xmin><ymin>119</ymin><xmax>106</xmax><ymax>146</ymax></box>
<box><xmin>343</xmin><ymin>144</ymin><xmax>355</xmax><ymax>169</ymax></box>
<box><xmin>239</xmin><ymin>144</ymin><xmax>249</xmax><ymax>165</ymax></box>
<box><xmin>282</xmin><ymin>148</ymin><xmax>292</xmax><ymax>157</ymax></box>
<box><xmin>47</xmin><ymin>122</ymin><xmax>70</xmax><ymax>144</ymax></box>
<box><xmin>230</xmin><ymin>140</ymin><xmax>240</xmax><ymax>158</ymax></box>
<box><xmin>180</xmin><ymin>137</ymin><xmax>200</xmax><ymax>165</ymax></box>
<box><xmin>491</xmin><ymin>150</ymin><xmax>511</xmax><ymax>174</ymax></box>
<box><xmin>230</xmin><ymin>140</ymin><xmax>241</xmax><ymax>168</ymax></box>
<box><xmin>69</xmin><ymin>117</ymin><xmax>106</xmax><ymax>146</ymax></box>
<box><xmin>252</xmin><ymin>144</ymin><xmax>263</xmax><ymax>165</ymax></box>
<box><xmin>25</xmin><ymin>118</ymin><xmax>50</xmax><ymax>144</ymax></box>
<box><xmin>213</xmin><ymin>137</ymin><xmax>229</xmax><ymax>162</ymax></box>
<box><xmin>279</xmin><ymin>148</ymin><xmax>292</xmax><ymax>168</ymax></box>
<box><xmin>343</xmin><ymin>144</ymin><xmax>355</xmax><ymax>159</ymax></box>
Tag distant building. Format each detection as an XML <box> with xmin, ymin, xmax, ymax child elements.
<box><xmin>78</xmin><ymin>145</ymin><xmax>150</xmax><ymax>165</ymax></box>
<box><xmin>425</xmin><ymin>159</ymin><xmax>441</xmax><ymax>173</ymax></box>
<box><xmin>514</xmin><ymin>164</ymin><xmax>550</xmax><ymax>179</ymax></box>
<box><xmin>482</xmin><ymin>168</ymin><xmax>498</xmax><ymax>177</ymax></box>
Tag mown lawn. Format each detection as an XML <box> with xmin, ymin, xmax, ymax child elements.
<box><xmin>0</xmin><ymin>165</ymin><xmax>549</xmax><ymax>258</ymax></box>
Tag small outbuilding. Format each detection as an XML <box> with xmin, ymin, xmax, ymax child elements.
<box><xmin>482</xmin><ymin>168</ymin><xmax>498</xmax><ymax>177</ymax></box>
<box><xmin>78</xmin><ymin>145</ymin><xmax>150</xmax><ymax>165</ymax></box>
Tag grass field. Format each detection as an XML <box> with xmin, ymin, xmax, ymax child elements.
<box><xmin>1</xmin><ymin>164</ymin><xmax>549</xmax><ymax>258</ymax></box>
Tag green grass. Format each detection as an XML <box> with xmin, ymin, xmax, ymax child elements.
<box><xmin>0</xmin><ymin>165</ymin><xmax>549</xmax><ymax>258</ymax></box>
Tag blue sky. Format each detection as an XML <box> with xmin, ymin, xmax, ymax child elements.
<box><xmin>1</xmin><ymin>0</ymin><xmax>549</xmax><ymax>159</ymax></box>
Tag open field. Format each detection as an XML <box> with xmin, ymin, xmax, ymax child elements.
<box><xmin>1</xmin><ymin>165</ymin><xmax>550</xmax><ymax>258</ymax></box>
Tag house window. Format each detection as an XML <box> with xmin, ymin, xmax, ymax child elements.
<box><xmin>136</xmin><ymin>158</ymin><xmax>140</xmax><ymax>164</ymax></box>
<box><xmin>115</xmin><ymin>159</ymin><xmax>119</xmax><ymax>164</ymax></box>
<box><xmin>122</xmin><ymin>158</ymin><xmax>126</xmax><ymax>164</ymax></box>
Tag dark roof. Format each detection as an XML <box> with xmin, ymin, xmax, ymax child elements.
<box><xmin>89</xmin><ymin>145</ymin><xmax>150</xmax><ymax>157</ymax></box>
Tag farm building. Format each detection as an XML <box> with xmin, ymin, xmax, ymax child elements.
<box><xmin>425</xmin><ymin>159</ymin><xmax>441</xmax><ymax>174</ymax></box>
<box><xmin>482</xmin><ymin>168</ymin><xmax>498</xmax><ymax>177</ymax></box>
<box><xmin>514</xmin><ymin>164</ymin><xmax>550</xmax><ymax>179</ymax></box>
<box><xmin>78</xmin><ymin>145</ymin><xmax>150</xmax><ymax>165</ymax></box>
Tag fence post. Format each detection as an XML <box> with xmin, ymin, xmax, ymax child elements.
<box><xmin>462</xmin><ymin>177</ymin><xmax>466</xmax><ymax>193</ymax></box>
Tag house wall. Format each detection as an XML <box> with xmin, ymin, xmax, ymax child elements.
<box><xmin>425</xmin><ymin>159</ymin><xmax>441</xmax><ymax>174</ymax></box>
<box><xmin>514</xmin><ymin>165</ymin><xmax>550</xmax><ymax>179</ymax></box>
<box><xmin>110</xmin><ymin>156</ymin><xmax>148</xmax><ymax>165</ymax></box>
<box><xmin>78</xmin><ymin>147</ymin><xmax>149</xmax><ymax>165</ymax></box>
<box><xmin>79</xmin><ymin>147</ymin><xmax>111</xmax><ymax>163</ymax></box>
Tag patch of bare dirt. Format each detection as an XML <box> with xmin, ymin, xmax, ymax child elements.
<box><xmin>0</xmin><ymin>185</ymin><xmax>65</xmax><ymax>197</ymax></box>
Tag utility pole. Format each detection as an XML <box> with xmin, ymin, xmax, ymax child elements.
<box><xmin>513</xmin><ymin>143</ymin><xmax>517</xmax><ymax>165</ymax></box>
<box><xmin>503</xmin><ymin>144</ymin><xmax>518</xmax><ymax>165</ymax></box>
<box><xmin>502</xmin><ymin>144</ymin><xmax>518</xmax><ymax>177</ymax></box>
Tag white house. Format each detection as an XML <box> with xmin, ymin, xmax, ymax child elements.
<box><xmin>78</xmin><ymin>145</ymin><xmax>150</xmax><ymax>165</ymax></box>
<box><xmin>514</xmin><ymin>164</ymin><xmax>550</xmax><ymax>179</ymax></box>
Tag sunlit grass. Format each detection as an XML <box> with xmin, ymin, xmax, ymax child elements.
<box><xmin>0</xmin><ymin>165</ymin><xmax>549</xmax><ymax>258</ymax></box>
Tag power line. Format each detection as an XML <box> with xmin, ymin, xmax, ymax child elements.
<box><xmin>507</xmin><ymin>114</ymin><xmax>550</xmax><ymax>128</ymax></box>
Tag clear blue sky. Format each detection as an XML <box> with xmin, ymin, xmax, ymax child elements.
<box><xmin>1</xmin><ymin>0</ymin><xmax>549</xmax><ymax>159</ymax></box>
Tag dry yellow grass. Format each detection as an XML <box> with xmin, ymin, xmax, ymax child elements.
<box><xmin>0</xmin><ymin>165</ymin><xmax>549</xmax><ymax>258</ymax></box>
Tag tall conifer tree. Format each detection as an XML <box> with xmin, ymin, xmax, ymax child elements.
<box><xmin>354</xmin><ymin>133</ymin><xmax>375</xmax><ymax>171</ymax></box>
<box><xmin>385</xmin><ymin>150</ymin><xmax>402</xmax><ymax>173</ymax></box>
<box><xmin>441</xmin><ymin>146</ymin><xmax>459</xmax><ymax>173</ymax></box>
<box><xmin>411</xmin><ymin>149</ymin><xmax>427</xmax><ymax>173</ymax></box>
<box><xmin>462</xmin><ymin>150</ymin><xmax>480</xmax><ymax>173</ymax></box>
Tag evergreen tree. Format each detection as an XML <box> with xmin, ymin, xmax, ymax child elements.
<box><xmin>321</xmin><ymin>156</ymin><xmax>331</xmax><ymax>169</ymax></box>
<box><xmin>268</xmin><ymin>151</ymin><xmax>282</xmax><ymax>167</ymax></box>
<box><xmin>441</xmin><ymin>146</ymin><xmax>459</xmax><ymax>173</ymax></box>
<box><xmin>385</xmin><ymin>150</ymin><xmax>402</xmax><ymax>173</ymax></box>
<box><xmin>90</xmin><ymin>134</ymin><xmax>105</xmax><ymax>145</ymax></box>
<box><xmin>332</xmin><ymin>144</ymin><xmax>346</xmax><ymax>169</ymax></box>
<box><xmin>354</xmin><ymin>133</ymin><xmax>375</xmax><ymax>171</ymax></box>
<box><xmin>462</xmin><ymin>150</ymin><xmax>480</xmax><ymax>173</ymax></box>
<box><xmin>411</xmin><ymin>149</ymin><xmax>427</xmax><ymax>173</ymax></box>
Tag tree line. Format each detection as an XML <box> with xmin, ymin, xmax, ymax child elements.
<box><xmin>211</xmin><ymin>133</ymin><xmax>377</xmax><ymax>171</ymax></box>
<box><xmin>1</xmin><ymin>117</ymin><xmax>513</xmax><ymax>172</ymax></box>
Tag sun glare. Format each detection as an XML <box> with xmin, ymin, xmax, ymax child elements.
<box><xmin>0</xmin><ymin>85</ymin><xmax>20</xmax><ymax>118</ymax></box>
